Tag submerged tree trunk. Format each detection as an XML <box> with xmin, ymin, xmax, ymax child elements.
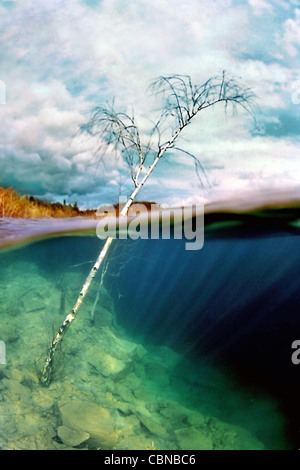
<box><xmin>40</xmin><ymin>145</ymin><xmax>167</xmax><ymax>386</ymax></box>
<box><xmin>40</xmin><ymin>236</ymin><xmax>114</xmax><ymax>386</ymax></box>
<box><xmin>40</xmin><ymin>72</ymin><xmax>255</xmax><ymax>386</ymax></box>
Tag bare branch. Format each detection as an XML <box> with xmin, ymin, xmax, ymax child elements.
<box><xmin>81</xmin><ymin>73</ymin><xmax>256</xmax><ymax>194</ymax></box>
<box><xmin>42</xmin><ymin>71</ymin><xmax>257</xmax><ymax>386</ymax></box>
<box><xmin>150</xmin><ymin>71</ymin><xmax>256</xmax><ymax>130</ymax></box>
<box><xmin>81</xmin><ymin>104</ymin><xmax>149</xmax><ymax>187</ymax></box>
<box><xmin>173</xmin><ymin>146</ymin><xmax>211</xmax><ymax>190</ymax></box>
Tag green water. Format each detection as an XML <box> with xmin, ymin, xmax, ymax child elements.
<box><xmin>0</xmin><ymin>242</ymin><xmax>290</xmax><ymax>450</ymax></box>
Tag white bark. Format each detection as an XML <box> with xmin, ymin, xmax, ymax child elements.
<box><xmin>40</xmin><ymin>132</ymin><xmax>177</xmax><ymax>386</ymax></box>
<box><xmin>40</xmin><ymin>73</ymin><xmax>253</xmax><ymax>385</ymax></box>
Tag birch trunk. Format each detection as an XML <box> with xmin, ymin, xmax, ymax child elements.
<box><xmin>40</xmin><ymin>73</ymin><xmax>253</xmax><ymax>385</ymax></box>
<box><xmin>40</xmin><ymin>143</ymin><xmax>168</xmax><ymax>386</ymax></box>
<box><xmin>40</xmin><ymin>236</ymin><xmax>114</xmax><ymax>386</ymax></box>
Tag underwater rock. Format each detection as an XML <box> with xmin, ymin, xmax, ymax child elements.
<box><xmin>159</xmin><ymin>401</ymin><xmax>200</xmax><ymax>428</ymax></box>
<box><xmin>59</xmin><ymin>399</ymin><xmax>118</xmax><ymax>449</ymax></box>
<box><xmin>133</xmin><ymin>362</ymin><xmax>145</xmax><ymax>378</ymax></box>
<box><xmin>207</xmin><ymin>418</ymin><xmax>264</xmax><ymax>450</ymax></box>
<box><xmin>115</xmin><ymin>383</ymin><xmax>135</xmax><ymax>405</ymax></box>
<box><xmin>174</xmin><ymin>426</ymin><xmax>213</xmax><ymax>450</ymax></box>
<box><xmin>126</xmin><ymin>372</ymin><xmax>143</xmax><ymax>393</ymax></box>
<box><xmin>102</xmin><ymin>328</ymin><xmax>137</xmax><ymax>360</ymax></box>
<box><xmin>93</xmin><ymin>306</ymin><xmax>114</xmax><ymax>328</ymax></box>
<box><xmin>3</xmin><ymin>377</ymin><xmax>31</xmax><ymax>401</ymax></box>
<box><xmin>0</xmin><ymin>402</ymin><xmax>18</xmax><ymax>442</ymax></box>
<box><xmin>115</xmin><ymin>400</ymin><xmax>132</xmax><ymax>416</ymax></box>
<box><xmin>129</xmin><ymin>403</ymin><xmax>151</xmax><ymax>418</ymax></box>
<box><xmin>57</xmin><ymin>425</ymin><xmax>90</xmax><ymax>447</ymax></box>
<box><xmin>97</xmin><ymin>352</ymin><xmax>127</xmax><ymax>377</ymax></box>
<box><xmin>186</xmin><ymin>410</ymin><xmax>206</xmax><ymax>428</ymax></box>
<box><xmin>133</xmin><ymin>385</ymin><xmax>150</xmax><ymax>402</ymax></box>
<box><xmin>0</xmin><ymin>324</ymin><xmax>19</xmax><ymax>343</ymax></box>
<box><xmin>124</xmin><ymin>414</ymin><xmax>141</xmax><ymax>432</ymax></box>
<box><xmin>117</xmin><ymin>434</ymin><xmax>156</xmax><ymax>451</ymax></box>
<box><xmin>142</xmin><ymin>356</ymin><xmax>171</xmax><ymax>387</ymax></box>
<box><xmin>137</xmin><ymin>414</ymin><xmax>167</xmax><ymax>438</ymax></box>
<box><xmin>22</xmin><ymin>292</ymin><xmax>46</xmax><ymax>314</ymax></box>
<box><xmin>124</xmin><ymin>373</ymin><xmax>154</xmax><ymax>405</ymax></box>
<box><xmin>32</xmin><ymin>387</ymin><xmax>58</xmax><ymax>410</ymax></box>
<box><xmin>134</xmin><ymin>344</ymin><xmax>147</xmax><ymax>361</ymax></box>
<box><xmin>3</xmin><ymin>302</ymin><xmax>22</xmax><ymax>318</ymax></box>
<box><xmin>8</xmin><ymin>437</ymin><xmax>38</xmax><ymax>450</ymax></box>
<box><xmin>5</xmin><ymin>368</ymin><xmax>23</xmax><ymax>382</ymax></box>
<box><xmin>116</xmin><ymin>414</ymin><xmax>141</xmax><ymax>441</ymax></box>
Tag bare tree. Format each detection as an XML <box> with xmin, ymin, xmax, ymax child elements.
<box><xmin>40</xmin><ymin>71</ymin><xmax>256</xmax><ymax>386</ymax></box>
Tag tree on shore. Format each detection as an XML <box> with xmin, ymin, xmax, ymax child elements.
<box><xmin>0</xmin><ymin>186</ymin><xmax>95</xmax><ymax>218</ymax></box>
<box><xmin>40</xmin><ymin>71</ymin><xmax>256</xmax><ymax>386</ymax></box>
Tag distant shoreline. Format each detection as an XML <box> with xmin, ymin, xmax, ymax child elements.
<box><xmin>0</xmin><ymin>186</ymin><xmax>159</xmax><ymax>219</ymax></box>
<box><xmin>0</xmin><ymin>186</ymin><xmax>96</xmax><ymax>218</ymax></box>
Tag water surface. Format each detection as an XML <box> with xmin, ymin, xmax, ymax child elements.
<box><xmin>0</xmin><ymin>211</ymin><xmax>299</xmax><ymax>450</ymax></box>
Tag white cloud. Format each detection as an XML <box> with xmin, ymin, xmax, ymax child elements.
<box><xmin>0</xmin><ymin>0</ymin><xmax>298</xmax><ymax>208</ymax></box>
<box><xmin>248</xmin><ymin>0</ymin><xmax>273</xmax><ymax>16</ymax></box>
<box><xmin>281</xmin><ymin>8</ymin><xmax>300</xmax><ymax>57</ymax></box>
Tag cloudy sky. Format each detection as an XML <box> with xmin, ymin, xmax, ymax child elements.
<box><xmin>0</xmin><ymin>0</ymin><xmax>299</xmax><ymax>209</ymax></box>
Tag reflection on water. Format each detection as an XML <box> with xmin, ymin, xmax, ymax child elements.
<box><xmin>0</xmin><ymin>217</ymin><xmax>98</xmax><ymax>250</ymax></box>
<box><xmin>0</xmin><ymin>212</ymin><xmax>299</xmax><ymax>450</ymax></box>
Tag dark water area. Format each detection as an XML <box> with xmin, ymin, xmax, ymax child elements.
<box><xmin>0</xmin><ymin>212</ymin><xmax>300</xmax><ymax>450</ymax></box>
<box><xmin>115</xmin><ymin>233</ymin><xmax>300</xmax><ymax>443</ymax></box>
